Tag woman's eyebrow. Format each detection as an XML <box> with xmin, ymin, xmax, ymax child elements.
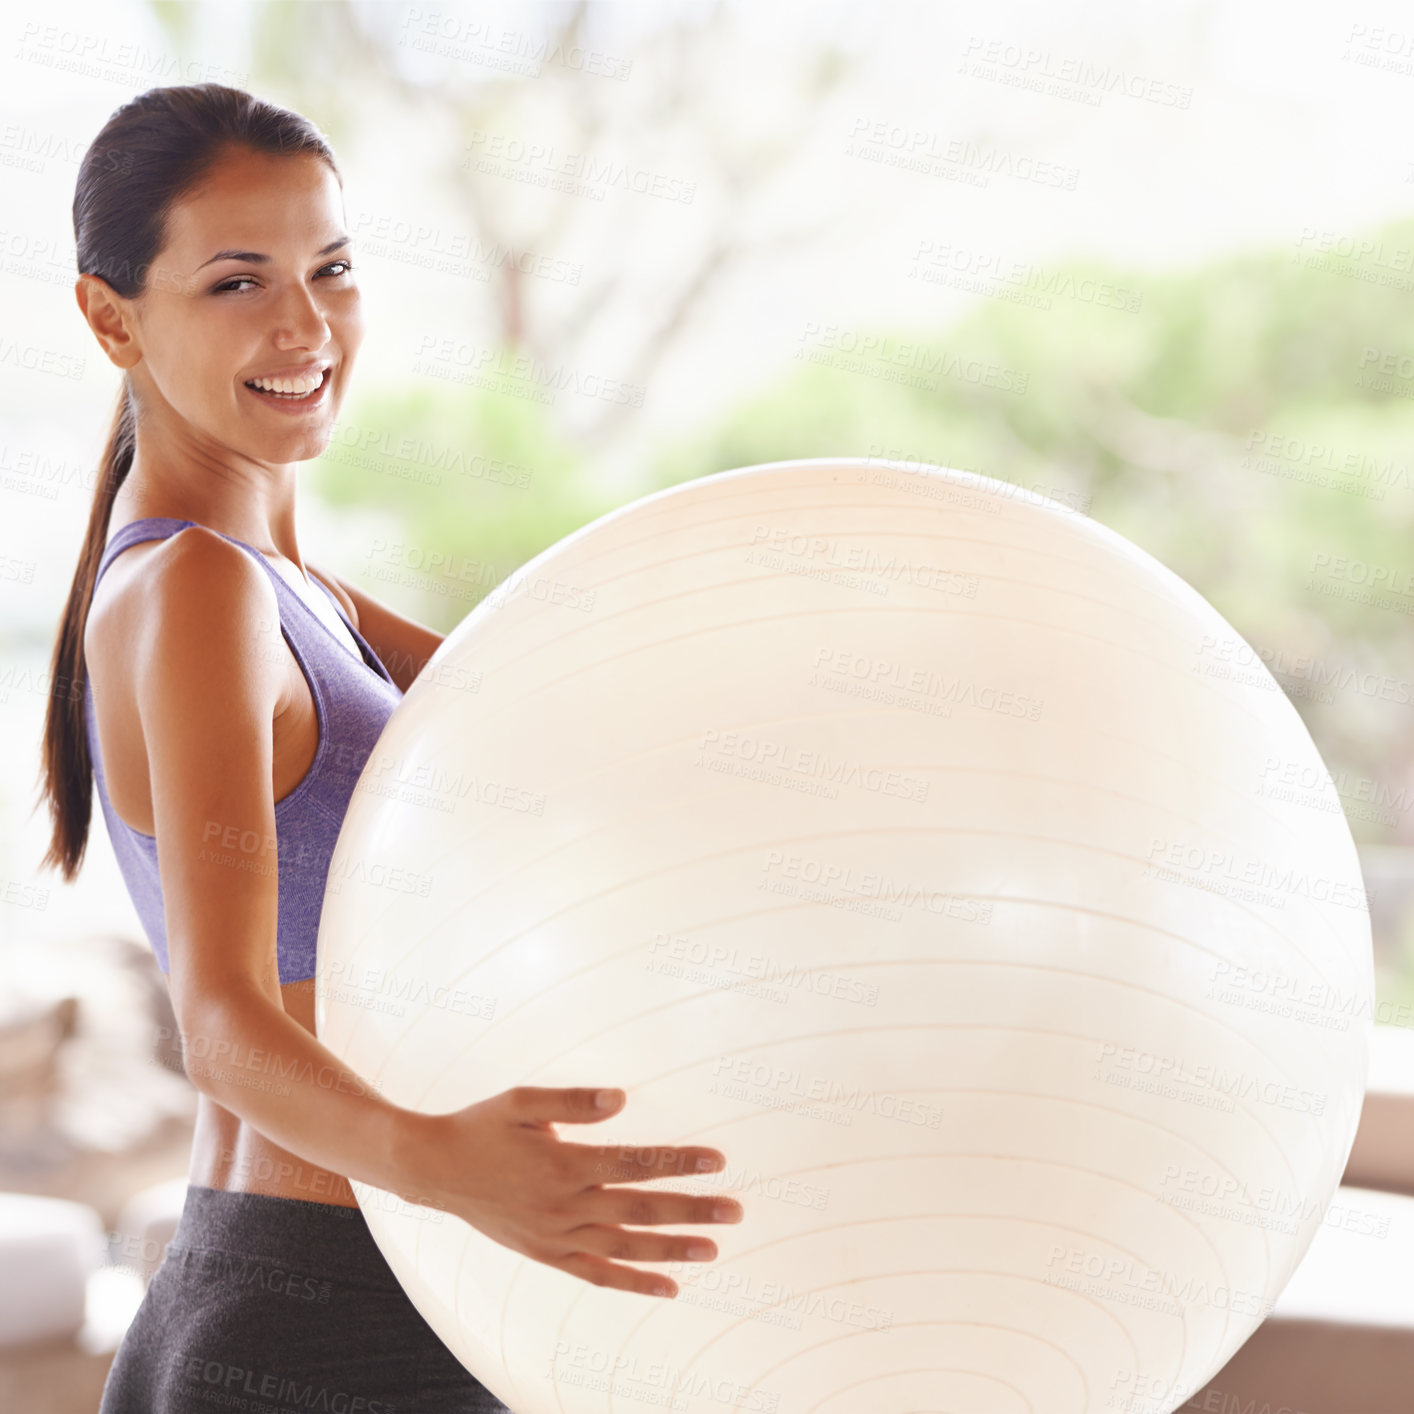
<box><xmin>196</xmin><ymin>235</ymin><xmax>350</xmax><ymax>269</ymax></box>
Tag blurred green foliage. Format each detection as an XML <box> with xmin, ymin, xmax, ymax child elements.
<box><xmin>313</xmin><ymin>219</ymin><xmax>1414</xmax><ymax>998</ymax></box>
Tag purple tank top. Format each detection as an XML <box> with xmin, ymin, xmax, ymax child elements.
<box><xmin>83</xmin><ymin>516</ymin><xmax>404</xmax><ymax>984</ymax></box>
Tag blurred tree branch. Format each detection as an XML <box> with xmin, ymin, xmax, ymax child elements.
<box><xmin>227</xmin><ymin>0</ymin><xmax>859</xmax><ymax>449</ymax></box>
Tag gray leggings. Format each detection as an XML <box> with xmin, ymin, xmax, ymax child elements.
<box><xmin>98</xmin><ymin>1183</ymin><xmax>512</xmax><ymax>1413</ymax></box>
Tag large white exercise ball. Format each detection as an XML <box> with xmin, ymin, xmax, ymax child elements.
<box><xmin>315</xmin><ymin>457</ymin><xmax>1371</xmax><ymax>1414</ymax></box>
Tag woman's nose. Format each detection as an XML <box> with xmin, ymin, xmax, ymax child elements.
<box><xmin>272</xmin><ymin>283</ymin><xmax>331</xmax><ymax>347</ymax></box>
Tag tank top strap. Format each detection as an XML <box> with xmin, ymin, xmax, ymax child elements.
<box><xmin>95</xmin><ymin>514</ymin><xmax>397</xmax><ymax>687</ymax></box>
<box><xmin>94</xmin><ymin>516</ymin><xmax>199</xmax><ymax>588</ymax></box>
<box><xmin>97</xmin><ymin>516</ymin><xmax>313</xmax><ymax>604</ymax></box>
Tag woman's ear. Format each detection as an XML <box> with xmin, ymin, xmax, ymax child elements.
<box><xmin>75</xmin><ymin>272</ymin><xmax>142</xmax><ymax>370</ymax></box>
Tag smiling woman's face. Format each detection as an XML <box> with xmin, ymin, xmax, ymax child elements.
<box><xmin>129</xmin><ymin>143</ymin><xmax>362</xmax><ymax>467</ymax></box>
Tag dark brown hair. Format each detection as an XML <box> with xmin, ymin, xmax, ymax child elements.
<box><xmin>36</xmin><ymin>83</ymin><xmax>338</xmax><ymax>880</ymax></box>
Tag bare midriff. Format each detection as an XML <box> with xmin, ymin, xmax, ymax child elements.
<box><xmin>186</xmin><ymin>977</ymin><xmax>361</xmax><ymax>1208</ymax></box>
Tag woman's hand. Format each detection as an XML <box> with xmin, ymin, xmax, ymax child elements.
<box><xmin>406</xmin><ymin>1086</ymin><xmax>744</xmax><ymax>1298</ymax></box>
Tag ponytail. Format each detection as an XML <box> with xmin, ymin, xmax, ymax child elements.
<box><xmin>35</xmin><ymin>82</ymin><xmax>337</xmax><ymax>880</ymax></box>
<box><xmin>34</xmin><ymin>384</ymin><xmax>134</xmax><ymax>879</ymax></box>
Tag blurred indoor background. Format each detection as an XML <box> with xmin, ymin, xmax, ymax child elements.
<box><xmin>5</xmin><ymin>1</ymin><xmax>1414</xmax><ymax>1409</ymax></box>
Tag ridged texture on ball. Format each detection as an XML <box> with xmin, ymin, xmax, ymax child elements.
<box><xmin>316</xmin><ymin>458</ymin><xmax>1371</xmax><ymax>1414</ymax></box>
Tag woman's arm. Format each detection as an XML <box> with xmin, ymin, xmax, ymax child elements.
<box><xmin>308</xmin><ymin>562</ymin><xmax>443</xmax><ymax>694</ymax></box>
<box><xmin>135</xmin><ymin>529</ymin><xmax>436</xmax><ymax>1198</ymax></box>
<box><xmin>131</xmin><ymin>528</ymin><xmax>738</xmax><ymax>1294</ymax></box>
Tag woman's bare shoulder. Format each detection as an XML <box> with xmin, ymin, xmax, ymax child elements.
<box><xmin>84</xmin><ymin>526</ymin><xmax>289</xmax><ymax>838</ymax></box>
<box><xmin>85</xmin><ymin>525</ymin><xmax>290</xmax><ymax>734</ymax></box>
<box><xmin>87</xmin><ymin>525</ymin><xmax>275</xmax><ymax>667</ymax></box>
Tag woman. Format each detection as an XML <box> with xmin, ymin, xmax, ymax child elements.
<box><xmin>37</xmin><ymin>83</ymin><xmax>742</xmax><ymax>1413</ymax></box>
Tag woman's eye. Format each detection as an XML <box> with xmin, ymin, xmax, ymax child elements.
<box><xmin>212</xmin><ymin>260</ymin><xmax>353</xmax><ymax>295</ymax></box>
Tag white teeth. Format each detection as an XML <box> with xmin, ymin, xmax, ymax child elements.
<box><xmin>247</xmin><ymin>369</ymin><xmax>325</xmax><ymax>395</ymax></box>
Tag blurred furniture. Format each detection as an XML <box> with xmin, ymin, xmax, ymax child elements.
<box><xmin>1341</xmin><ymin>1021</ymin><xmax>1414</xmax><ymax>1200</ymax></box>
<box><xmin>1188</xmin><ymin>1024</ymin><xmax>1414</xmax><ymax>1412</ymax></box>
<box><xmin>5</xmin><ymin>933</ymin><xmax>1414</xmax><ymax>1410</ymax></box>
<box><xmin>111</xmin><ymin>1175</ymin><xmax>188</xmax><ymax>1282</ymax></box>
<box><xmin>0</xmin><ymin>936</ymin><xmax>196</xmax><ymax>1414</ymax></box>
<box><xmin>0</xmin><ymin>1193</ymin><xmax>105</xmax><ymax>1349</ymax></box>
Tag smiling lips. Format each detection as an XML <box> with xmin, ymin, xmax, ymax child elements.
<box><xmin>242</xmin><ymin>364</ymin><xmax>331</xmax><ymax>408</ymax></box>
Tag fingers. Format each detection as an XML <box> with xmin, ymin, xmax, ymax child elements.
<box><xmin>506</xmin><ymin>1085</ymin><xmax>624</xmax><ymax>1123</ymax></box>
<box><xmin>555</xmin><ymin>1250</ymin><xmax>681</xmax><ymax>1300</ymax></box>
<box><xmin>577</xmin><ymin>1184</ymin><xmax>744</xmax><ymax>1230</ymax></box>
<box><xmin>502</xmin><ymin>1091</ymin><xmax>728</xmax><ymax>1189</ymax></box>
<box><xmin>566</xmin><ymin>1223</ymin><xmax>719</xmax><ymax>1266</ymax></box>
<box><xmin>493</xmin><ymin>1087</ymin><xmax>746</xmax><ymax>1305</ymax></box>
<box><xmin>578</xmin><ymin>1140</ymin><xmax>727</xmax><ymax>1185</ymax></box>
